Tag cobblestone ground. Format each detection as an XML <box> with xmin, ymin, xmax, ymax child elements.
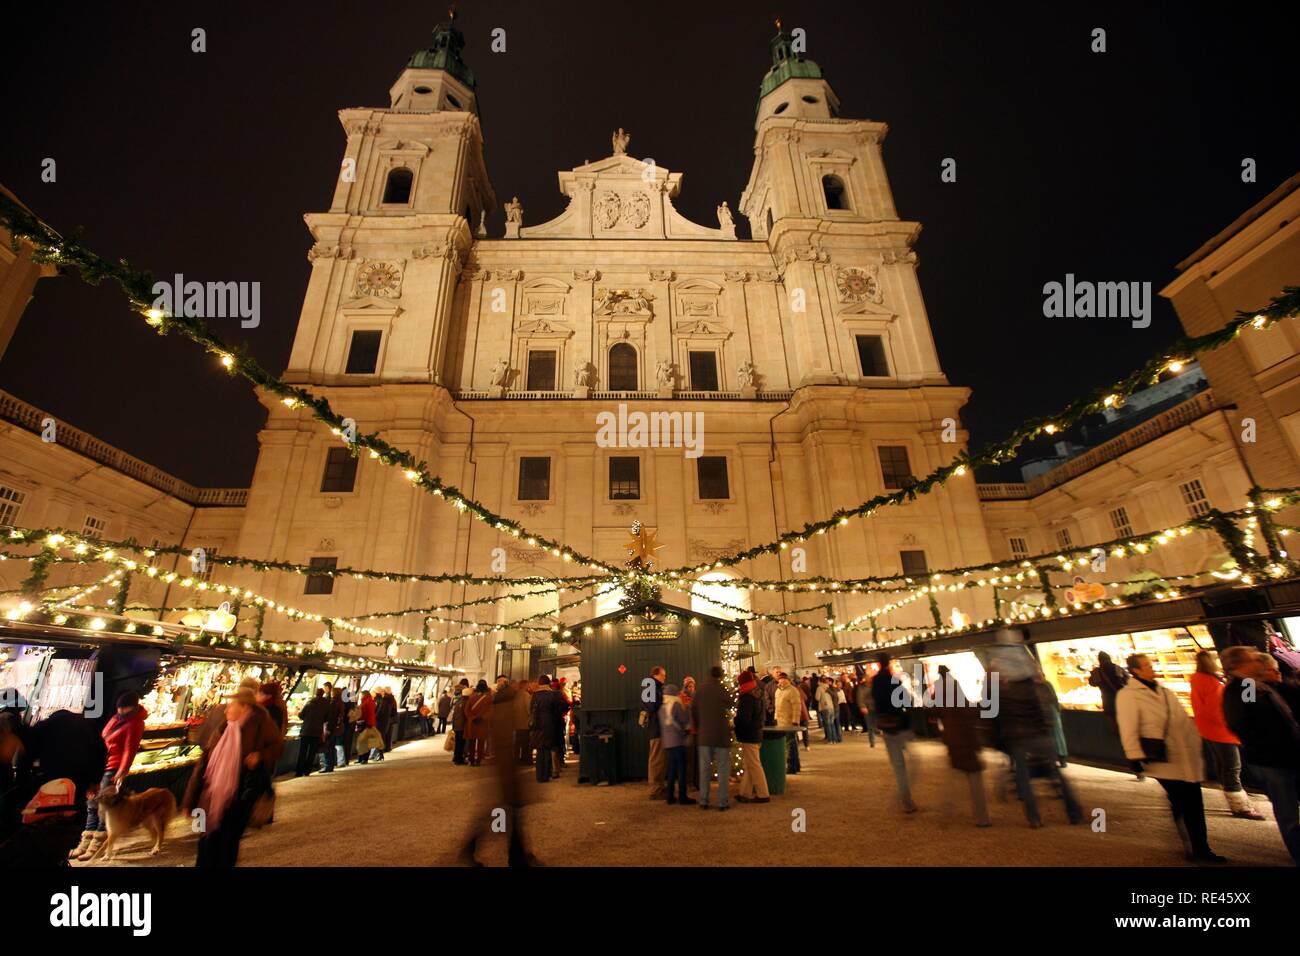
<box><xmin>81</xmin><ymin>732</ymin><xmax>1295</xmax><ymax>867</ymax></box>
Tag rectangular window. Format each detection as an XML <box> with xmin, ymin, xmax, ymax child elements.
<box><xmin>900</xmin><ymin>550</ymin><xmax>928</xmax><ymax>577</ymax></box>
<box><xmin>321</xmin><ymin>447</ymin><xmax>358</xmax><ymax>493</ymax></box>
<box><xmin>526</xmin><ymin>351</ymin><xmax>557</xmax><ymax>391</ymax></box>
<box><xmin>697</xmin><ymin>456</ymin><xmax>730</xmax><ymax>499</ymax></box>
<box><xmin>82</xmin><ymin>516</ymin><xmax>106</xmax><ymax>540</ymax></box>
<box><xmin>856</xmin><ymin>335</ymin><xmax>890</xmax><ymax>376</ymax></box>
<box><xmin>877</xmin><ymin>445</ymin><xmax>914</xmax><ymax>491</ymax></box>
<box><xmin>518</xmin><ymin>457</ymin><xmax>551</xmax><ymax>500</ymax></box>
<box><xmin>1055</xmin><ymin>527</ymin><xmax>1073</xmax><ymax>550</ymax></box>
<box><xmin>0</xmin><ymin>485</ymin><xmax>26</xmax><ymax>527</ymax></box>
<box><xmin>305</xmin><ymin>556</ymin><xmax>338</xmax><ymax>595</ymax></box>
<box><xmin>1008</xmin><ymin>536</ymin><xmax>1029</xmax><ymax>561</ymax></box>
<box><xmin>609</xmin><ymin>456</ymin><xmax>641</xmax><ymax>500</ymax></box>
<box><xmin>1180</xmin><ymin>479</ymin><xmax>1211</xmax><ymax>517</ymax></box>
<box><xmin>344</xmin><ymin>330</ymin><xmax>383</xmax><ymax>374</ymax></box>
<box><xmin>1109</xmin><ymin>506</ymin><xmax>1134</xmax><ymax>538</ymax></box>
<box><xmin>688</xmin><ymin>351</ymin><xmax>719</xmax><ymax>392</ymax></box>
<box><xmin>190</xmin><ymin>546</ymin><xmax>219</xmax><ymax>582</ymax></box>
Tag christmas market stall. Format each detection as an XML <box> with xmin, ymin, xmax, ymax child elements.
<box><xmin>561</xmin><ymin>599</ymin><xmax>747</xmax><ymax>785</ymax></box>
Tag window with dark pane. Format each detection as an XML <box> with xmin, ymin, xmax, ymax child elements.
<box><xmin>382</xmin><ymin>167</ymin><xmax>413</xmax><ymax>204</ymax></box>
<box><xmin>878</xmin><ymin>445</ymin><xmax>913</xmax><ymax>490</ymax></box>
<box><xmin>526</xmin><ymin>350</ymin><xmax>557</xmax><ymax>391</ymax></box>
<box><xmin>305</xmin><ymin>556</ymin><xmax>338</xmax><ymax>595</ymax></box>
<box><xmin>697</xmin><ymin>456</ymin><xmax>730</xmax><ymax>499</ymax></box>
<box><xmin>688</xmin><ymin>351</ymin><xmax>719</xmax><ymax>391</ymax></box>
<box><xmin>856</xmin><ymin>335</ymin><xmax>889</xmax><ymax>376</ymax></box>
<box><xmin>345</xmin><ymin>330</ymin><xmax>383</xmax><ymax>374</ymax></box>
<box><xmin>518</xmin><ymin>456</ymin><xmax>551</xmax><ymax>500</ymax></box>
<box><xmin>608</xmin><ymin>343</ymin><xmax>638</xmax><ymax>391</ymax></box>
<box><xmin>899</xmin><ymin>550</ymin><xmax>928</xmax><ymax>577</ymax></box>
<box><xmin>320</xmin><ymin>447</ymin><xmax>358</xmax><ymax>493</ymax></box>
<box><xmin>609</xmin><ymin>456</ymin><xmax>640</xmax><ymax>500</ymax></box>
<box><xmin>822</xmin><ymin>174</ymin><xmax>848</xmax><ymax>210</ymax></box>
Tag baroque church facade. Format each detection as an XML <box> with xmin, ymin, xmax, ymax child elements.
<box><xmin>235</xmin><ymin>19</ymin><xmax>992</xmax><ymax>672</ymax></box>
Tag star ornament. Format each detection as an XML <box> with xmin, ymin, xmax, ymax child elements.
<box><xmin>627</xmin><ymin>525</ymin><xmax>664</xmax><ymax>566</ymax></box>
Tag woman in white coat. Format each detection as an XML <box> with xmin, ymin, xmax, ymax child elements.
<box><xmin>1116</xmin><ymin>653</ymin><xmax>1225</xmax><ymax>863</ymax></box>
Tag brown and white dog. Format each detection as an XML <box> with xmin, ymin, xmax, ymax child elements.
<box><xmin>88</xmin><ymin>784</ymin><xmax>178</xmax><ymax>861</ymax></box>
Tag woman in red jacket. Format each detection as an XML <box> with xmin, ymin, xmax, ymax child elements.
<box><xmin>70</xmin><ymin>692</ymin><xmax>148</xmax><ymax>861</ymax></box>
<box><xmin>355</xmin><ymin>690</ymin><xmax>382</xmax><ymax>764</ymax></box>
<box><xmin>1190</xmin><ymin>651</ymin><xmax>1264</xmax><ymax>819</ymax></box>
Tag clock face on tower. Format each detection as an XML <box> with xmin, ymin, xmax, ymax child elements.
<box><xmin>835</xmin><ymin>266</ymin><xmax>881</xmax><ymax>304</ymax></box>
<box><xmin>356</xmin><ymin>261</ymin><xmax>403</xmax><ymax>298</ymax></box>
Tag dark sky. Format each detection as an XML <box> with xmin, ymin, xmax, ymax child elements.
<box><xmin>2</xmin><ymin>1</ymin><xmax>1296</xmax><ymax>488</ymax></box>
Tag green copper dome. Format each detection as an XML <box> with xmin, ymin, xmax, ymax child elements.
<box><xmin>758</xmin><ymin>23</ymin><xmax>824</xmax><ymax>104</ymax></box>
<box><xmin>407</xmin><ymin>16</ymin><xmax>476</xmax><ymax>88</ymax></box>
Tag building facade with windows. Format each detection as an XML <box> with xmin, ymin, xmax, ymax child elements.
<box><xmin>224</xmin><ymin>19</ymin><xmax>992</xmax><ymax>671</ymax></box>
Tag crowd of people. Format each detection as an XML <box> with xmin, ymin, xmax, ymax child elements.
<box><xmin>4</xmin><ymin>632</ymin><xmax>1298</xmax><ymax>868</ymax></box>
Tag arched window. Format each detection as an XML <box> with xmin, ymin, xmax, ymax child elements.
<box><xmin>608</xmin><ymin>343</ymin><xmax>638</xmax><ymax>391</ymax></box>
<box><xmin>382</xmin><ymin>167</ymin><xmax>413</xmax><ymax>204</ymax></box>
<box><xmin>821</xmin><ymin>174</ymin><xmax>848</xmax><ymax>211</ymax></box>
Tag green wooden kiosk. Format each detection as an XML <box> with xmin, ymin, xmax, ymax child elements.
<box><xmin>569</xmin><ymin>599</ymin><xmax>746</xmax><ymax>784</ymax></box>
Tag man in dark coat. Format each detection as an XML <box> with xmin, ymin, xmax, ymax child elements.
<box><xmin>691</xmin><ymin>666</ymin><xmax>732</xmax><ymax>810</ymax></box>
<box><xmin>451</xmin><ymin>679</ymin><xmax>470</xmax><ymax>765</ymax></box>
<box><xmin>1221</xmin><ymin>646</ymin><xmax>1300</xmax><ymax>864</ymax></box>
<box><xmin>323</xmin><ymin>685</ymin><xmax>346</xmax><ymax>772</ymax></box>
<box><xmin>872</xmin><ymin>654</ymin><xmax>916</xmax><ymax>812</ymax></box>
<box><xmin>935</xmin><ymin>665</ymin><xmax>990</xmax><ymax>826</ymax></box>
<box><xmin>436</xmin><ymin>690</ymin><xmax>452</xmax><ymax>734</ymax></box>
<box><xmin>296</xmin><ymin>689</ymin><xmax>330</xmax><ymax>777</ymax></box>
<box><xmin>644</xmin><ymin>666</ymin><xmax>666</xmax><ymax>798</ymax></box>
<box><xmin>375</xmin><ymin>687</ymin><xmax>398</xmax><ymax>754</ymax></box>
<box><xmin>733</xmin><ymin>671</ymin><xmax>769</xmax><ymax>803</ymax></box>
<box><xmin>529</xmin><ymin>676</ymin><xmax>567</xmax><ymax>783</ymax></box>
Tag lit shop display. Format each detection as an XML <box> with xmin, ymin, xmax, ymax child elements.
<box><xmin>1035</xmin><ymin>626</ymin><xmax>1215</xmax><ymax>715</ymax></box>
<box><xmin>29</xmin><ymin>658</ymin><xmax>97</xmax><ymax>722</ymax></box>
<box><xmin>0</xmin><ymin>643</ymin><xmax>53</xmax><ymax>710</ymax></box>
<box><xmin>284</xmin><ymin>669</ymin><xmax>358</xmax><ymax>739</ymax></box>
<box><xmin>916</xmin><ymin>651</ymin><xmax>988</xmax><ymax>704</ymax></box>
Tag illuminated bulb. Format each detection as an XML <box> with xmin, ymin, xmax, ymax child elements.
<box><xmin>220</xmin><ymin>354</ymin><xmax>234</xmax><ymax>368</ymax></box>
<box><xmin>53</xmin><ymin>613</ymin><xmax>68</xmax><ymax>625</ymax></box>
<box><xmin>953</xmin><ymin>465</ymin><xmax>967</xmax><ymax>477</ymax></box>
<box><xmin>1252</xmin><ymin>314</ymin><xmax>1267</xmax><ymax>329</ymax></box>
<box><xmin>1167</xmin><ymin>360</ymin><xmax>1184</xmax><ymax>373</ymax></box>
<box><xmin>145</xmin><ymin>308</ymin><xmax>165</xmax><ymax>325</ymax></box>
<box><xmin>1044</xmin><ymin>424</ymin><xmax>1057</xmax><ymax>435</ymax></box>
<box><xmin>89</xmin><ymin>618</ymin><xmax>106</xmax><ymax>631</ymax></box>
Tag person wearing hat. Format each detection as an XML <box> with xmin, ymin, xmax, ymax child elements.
<box><xmin>733</xmin><ymin>670</ymin><xmax>770</xmax><ymax>802</ymax></box>
<box><xmin>182</xmin><ymin>686</ymin><xmax>280</xmax><ymax>867</ymax></box>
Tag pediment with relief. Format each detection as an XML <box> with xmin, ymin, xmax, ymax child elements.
<box><xmin>517</xmin><ymin>146</ymin><xmax>737</xmax><ymax>241</ymax></box>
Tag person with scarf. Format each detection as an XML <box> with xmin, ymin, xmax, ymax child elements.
<box><xmin>1117</xmin><ymin>653</ymin><xmax>1225</xmax><ymax>863</ymax></box>
<box><xmin>182</xmin><ymin>687</ymin><xmax>280</xmax><ymax>868</ymax></box>
<box><xmin>71</xmin><ymin>692</ymin><xmax>147</xmax><ymax>861</ymax></box>
<box><xmin>659</xmin><ymin>683</ymin><xmax>694</xmax><ymax>805</ymax></box>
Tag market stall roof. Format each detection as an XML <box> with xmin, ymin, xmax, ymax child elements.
<box><xmin>560</xmin><ymin>598</ymin><xmax>749</xmax><ymax>642</ymax></box>
<box><xmin>814</xmin><ymin>577</ymin><xmax>1300</xmax><ymax>666</ymax></box>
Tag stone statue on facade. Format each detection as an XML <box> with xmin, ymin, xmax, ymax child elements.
<box><xmin>503</xmin><ymin>196</ymin><xmax>523</xmax><ymax>238</ymax></box>
<box><xmin>489</xmin><ymin>359</ymin><xmax>509</xmax><ymax>387</ymax></box>
<box><xmin>574</xmin><ymin>364</ymin><xmax>592</xmax><ymax>388</ymax></box>
<box><xmin>736</xmin><ymin>361</ymin><xmax>757</xmax><ymax>390</ymax></box>
<box><xmin>717</xmin><ymin>201</ymin><xmax>734</xmax><ymax>228</ymax></box>
<box><xmin>612</xmin><ymin>128</ymin><xmax>630</xmax><ymax>156</ymax></box>
<box><xmin>655</xmin><ymin>359</ymin><xmax>675</xmax><ymax>391</ymax></box>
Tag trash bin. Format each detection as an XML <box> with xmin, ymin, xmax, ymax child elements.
<box><xmin>760</xmin><ymin>728</ymin><xmax>791</xmax><ymax>795</ymax></box>
<box><xmin>581</xmin><ymin>730</ymin><xmax>618</xmax><ymax>786</ymax></box>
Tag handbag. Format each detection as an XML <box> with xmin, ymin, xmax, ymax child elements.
<box><xmin>443</xmin><ymin>729</ymin><xmax>456</xmax><ymax>752</ymax></box>
<box><xmin>1138</xmin><ymin>686</ymin><xmax>1173</xmax><ymax>763</ymax></box>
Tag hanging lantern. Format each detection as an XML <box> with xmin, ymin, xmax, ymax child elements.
<box><xmin>315</xmin><ymin>631</ymin><xmax>334</xmax><ymax>654</ymax></box>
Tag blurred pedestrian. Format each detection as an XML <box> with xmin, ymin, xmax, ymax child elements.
<box><xmin>873</xmin><ymin>654</ymin><xmax>917</xmax><ymax>813</ymax></box>
<box><xmin>1117</xmin><ymin>653</ymin><xmax>1223</xmax><ymax>862</ymax></box>
<box><xmin>643</xmin><ymin>666</ymin><xmax>667</xmax><ymax>799</ymax></box>
<box><xmin>460</xmin><ymin>676</ymin><xmax>538</xmax><ymax>866</ymax></box>
<box><xmin>855</xmin><ymin>673</ymin><xmax>876</xmax><ymax>747</ymax></box>
<box><xmin>354</xmin><ymin>689</ymin><xmax>382</xmax><ymax>764</ymax></box>
<box><xmin>1089</xmin><ymin>651</ymin><xmax>1128</xmax><ymax>733</ymax></box>
<box><xmin>1221</xmin><ymin>646</ymin><xmax>1299</xmax><ymax>865</ymax></box>
<box><xmin>774</xmin><ymin>673</ymin><xmax>802</xmax><ymax>774</ymax></box>
<box><xmin>936</xmin><ymin>664</ymin><xmax>990</xmax><ymax>827</ymax></box>
<box><xmin>451</xmin><ymin>678</ymin><xmax>470</xmax><ymax>765</ymax></box>
<box><xmin>681</xmin><ymin>675</ymin><xmax>699</xmax><ymax>792</ymax></box>
<box><xmin>437</xmin><ymin>688</ymin><xmax>452</xmax><ymax>735</ymax></box>
<box><xmin>816</xmin><ymin>676</ymin><xmax>840</xmax><ymax>743</ymax></box>
<box><xmin>1190</xmin><ymin>650</ymin><xmax>1265</xmax><ymax>819</ymax></box>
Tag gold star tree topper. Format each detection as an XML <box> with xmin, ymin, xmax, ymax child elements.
<box><xmin>627</xmin><ymin>521</ymin><xmax>664</xmax><ymax>566</ymax></box>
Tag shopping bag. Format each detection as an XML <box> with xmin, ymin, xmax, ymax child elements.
<box><xmin>443</xmin><ymin>729</ymin><xmax>456</xmax><ymax>752</ymax></box>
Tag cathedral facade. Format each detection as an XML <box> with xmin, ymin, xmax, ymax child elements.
<box><xmin>231</xmin><ymin>20</ymin><xmax>993</xmax><ymax>672</ymax></box>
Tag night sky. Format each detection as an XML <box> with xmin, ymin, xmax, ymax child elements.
<box><xmin>2</xmin><ymin>1</ymin><xmax>1295</xmax><ymax>488</ymax></box>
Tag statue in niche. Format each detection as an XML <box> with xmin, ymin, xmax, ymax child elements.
<box><xmin>489</xmin><ymin>359</ymin><xmax>509</xmax><ymax>387</ymax></box>
<box><xmin>612</xmin><ymin>128</ymin><xmax>630</xmax><ymax>155</ymax></box>
<box><xmin>736</xmin><ymin>361</ymin><xmax>757</xmax><ymax>390</ymax></box>
<box><xmin>655</xmin><ymin>359</ymin><xmax>675</xmax><ymax>388</ymax></box>
<box><xmin>504</xmin><ymin>196</ymin><xmax>523</xmax><ymax>224</ymax></box>
<box><xmin>574</xmin><ymin>364</ymin><xmax>592</xmax><ymax>387</ymax></box>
